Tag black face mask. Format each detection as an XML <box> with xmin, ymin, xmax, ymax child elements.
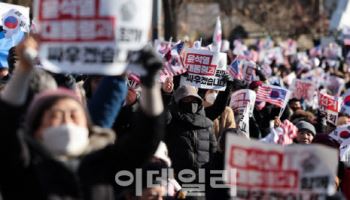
<box><xmin>180</xmin><ymin>102</ymin><xmax>199</xmax><ymax>114</ymax></box>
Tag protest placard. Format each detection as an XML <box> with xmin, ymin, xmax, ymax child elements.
<box><xmin>127</xmin><ymin>73</ymin><xmax>140</xmax><ymax>89</ymax></box>
<box><xmin>291</xmin><ymin>79</ymin><xmax>316</xmax><ymax>101</ymax></box>
<box><xmin>34</xmin><ymin>0</ymin><xmax>152</xmax><ymax>75</ymax></box>
<box><xmin>261</xmin><ymin>119</ymin><xmax>298</xmax><ymax>145</ymax></box>
<box><xmin>225</xmin><ymin>135</ymin><xmax>338</xmax><ymax>199</ymax></box>
<box><xmin>230</xmin><ymin>89</ymin><xmax>256</xmax><ymax>137</ymax></box>
<box><xmin>318</xmin><ymin>92</ymin><xmax>342</xmax><ymax>125</ymax></box>
<box><xmin>301</xmin><ymin>68</ymin><xmax>326</xmax><ymax>88</ymax></box>
<box><xmin>241</xmin><ymin>60</ymin><xmax>256</xmax><ymax>84</ymax></box>
<box><xmin>280</xmin><ymin>39</ymin><xmax>297</xmax><ymax>56</ymax></box>
<box><xmin>180</xmin><ymin>48</ymin><xmax>227</xmax><ymax>90</ymax></box>
<box><xmin>326</xmin><ymin>75</ymin><xmax>345</xmax><ymax>96</ymax></box>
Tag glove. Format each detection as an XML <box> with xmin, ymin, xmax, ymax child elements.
<box><xmin>137</xmin><ymin>45</ymin><xmax>163</xmax><ymax>88</ymax></box>
<box><xmin>222</xmin><ymin>72</ymin><xmax>247</xmax><ymax>92</ymax></box>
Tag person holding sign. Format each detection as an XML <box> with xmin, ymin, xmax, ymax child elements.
<box><xmin>0</xmin><ymin>37</ymin><xmax>165</xmax><ymax>200</ymax></box>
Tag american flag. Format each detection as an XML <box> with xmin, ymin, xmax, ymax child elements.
<box><xmin>160</xmin><ymin>41</ymin><xmax>187</xmax><ymax>81</ymax></box>
<box><xmin>228</xmin><ymin>59</ymin><xmax>242</xmax><ymax>79</ymax></box>
<box><xmin>256</xmin><ymin>84</ymin><xmax>290</xmax><ymax>108</ymax></box>
<box><xmin>164</xmin><ymin>41</ymin><xmax>184</xmax><ymax>62</ymax></box>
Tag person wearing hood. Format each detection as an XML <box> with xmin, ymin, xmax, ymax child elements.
<box><xmin>164</xmin><ymin>85</ymin><xmax>217</xmax><ymax>187</ymax></box>
<box><xmin>202</xmin><ymin>89</ymin><xmax>235</xmax><ymax>139</ymax></box>
<box><xmin>0</xmin><ymin>37</ymin><xmax>165</xmax><ymax>200</ymax></box>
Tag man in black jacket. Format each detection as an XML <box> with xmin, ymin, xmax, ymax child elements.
<box><xmin>165</xmin><ymin>85</ymin><xmax>217</xmax><ymax>186</ymax></box>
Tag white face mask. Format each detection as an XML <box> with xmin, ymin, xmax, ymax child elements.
<box><xmin>205</xmin><ymin>93</ymin><xmax>218</xmax><ymax>105</ymax></box>
<box><xmin>42</xmin><ymin>123</ymin><xmax>89</xmax><ymax>157</ymax></box>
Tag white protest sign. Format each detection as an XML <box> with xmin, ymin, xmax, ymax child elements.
<box><xmin>180</xmin><ymin>48</ymin><xmax>227</xmax><ymax>90</ymax></box>
<box><xmin>267</xmin><ymin>47</ymin><xmax>284</xmax><ymax>65</ymax></box>
<box><xmin>34</xmin><ymin>0</ymin><xmax>152</xmax><ymax>75</ymax></box>
<box><xmin>280</xmin><ymin>39</ymin><xmax>297</xmax><ymax>56</ymax></box>
<box><xmin>225</xmin><ymin>135</ymin><xmax>338</xmax><ymax>199</ymax></box>
<box><xmin>241</xmin><ymin>60</ymin><xmax>256</xmax><ymax>84</ymax></box>
<box><xmin>301</xmin><ymin>68</ymin><xmax>326</xmax><ymax>88</ymax></box>
<box><xmin>326</xmin><ymin>75</ymin><xmax>345</xmax><ymax>96</ymax></box>
<box><xmin>291</xmin><ymin>79</ymin><xmax>316</xmax><ymax>101</ymax></box>
<box><xmin>261</xmin><ymin>119</ymin><xmax>297</xmax><ymax>145</ymax></box>
<box><xmin>319</xmin><ymin>92</ymin><xmax>342</xmax><ymax>125</ymax></box>
<box><xmin>230</xmin><ymin>89</ymin><xmax>256</xmax><ymax>138</ymax></box>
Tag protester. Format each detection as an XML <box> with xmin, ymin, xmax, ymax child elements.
<box><xmin>202</xmin><ymin>89</ymin><xmax>236</xmax><ymax>139</ymax></box>
<box><xmin>295</xmin><ymin>121</ymin><xmax>316</xmax><ymax>144</ymax></box>
<box><xmin>1</xmin><ymin>1</ymin><xmax>350</xmax><ymax>199</ymax></box>
<box><xmin>165</xmin><ymin>85</ymin><xmax>217</xmax><ymax>178</ymax></box>
<box><xmin>0</xmin><ymin>37</ymin><xmax>165</xmax><ymax>200</ymax></box>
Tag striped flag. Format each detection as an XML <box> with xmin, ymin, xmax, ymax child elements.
<box><xmin>256</xmin><ymin>84</ymin><xmax>291</xmax><ymax>108</ymax></box>
<box><xmin>159</xmin><ymin>41</ymin><xmax>186</xmax><ymax>82</ymax></box>
<box><xmin>228</xmin><ymin>59</ymin><xmax>242</xmax><ymax>79</ymax></box>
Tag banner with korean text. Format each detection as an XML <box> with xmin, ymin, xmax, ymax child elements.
<box><xmin>225</xmin><ymin>135</ymin><xmax>338</xmax><ymax>199</ymax></box>
<box><xmin>318</xmin><ymin>92</ymin><xmax>342</xmax><ymax>125</ymax></box>
<box><xmin>180</xmin><ymin>48</ymin><xmax>227</xmax><ymax>90</ymax></box>
<box><xmin>229</xmin><ymin>89</ymin><xmax>256</xmax><ymax>138</ymax></box>
<box><xmin>34</xmin><ymin>0</ymin><xmax>152</xmax><ymax>75</ymax></box>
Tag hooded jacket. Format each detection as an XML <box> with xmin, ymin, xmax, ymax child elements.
<box><xmin>165</xmin><ymin>104</ymin><xmax>217</xmax><ymax>176</ymax></box>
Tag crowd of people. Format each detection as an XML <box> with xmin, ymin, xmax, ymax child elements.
<box><xmin>1</xmin><ymin>2</ymin><xmax>350</xmax><ymax>200</ymax></box>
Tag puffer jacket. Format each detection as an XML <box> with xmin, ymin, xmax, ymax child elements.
<box><xmin>165</xmin><ymin>106</ymin><xmax>217</xmax><ymax>176</ymax></box>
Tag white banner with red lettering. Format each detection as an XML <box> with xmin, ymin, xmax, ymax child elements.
<box><xmin>326</xmin><ymin>75</ymin><xmax>345</xmax><ymax>97</ymax></box>
<box><xmin>34</xmin><ymin>0</ymin><xmax>152</xmax><ymax>75</ymax></box>
<box><xmin>229</xmin><ymin>89</ymin><xmax>256</xmax><ymax>138</ymax></box>
<box><xmin>318</xmin><ymin>92</ymin><xmax>342</xmax><ymax>125</ymax></box>
<box><xmin>224</xmin><ymin>135</ymin><xmax>338</xmax><ymax>199</ymax></box>
<box><xmin>290</xmin><ymin>79</ymin><xmax>316</xmax><ymax>101</ymax></box>
<box><xmin>180</xmin><ymin>48</ymin><xmax>227</xmax><ymax>90</ymax></box>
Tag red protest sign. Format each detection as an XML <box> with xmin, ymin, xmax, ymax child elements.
<box><xmin>319</xmin><ymin>93</ymin><xmax>341</xmax><ymax>113</ymax></box>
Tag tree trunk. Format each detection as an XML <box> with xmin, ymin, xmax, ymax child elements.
<box><xmin>162</xmin><ymin>0</ymin><xmax>182</xmax><ymax>41</ymax></box>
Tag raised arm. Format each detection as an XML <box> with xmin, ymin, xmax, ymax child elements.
<box><xmin>0</xmin><ymin>37</ymin><xmax>37</xmax><ymax>180</ymax></box>
<box><xmin>87</xmin><ymin>76</ymin><xmax>128</xmax><ymax>128</ymax></box>
<box><xmin>114</xmin><ymin>46</ymin><xmax>165</xmax><ymax>168</ymax></box>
